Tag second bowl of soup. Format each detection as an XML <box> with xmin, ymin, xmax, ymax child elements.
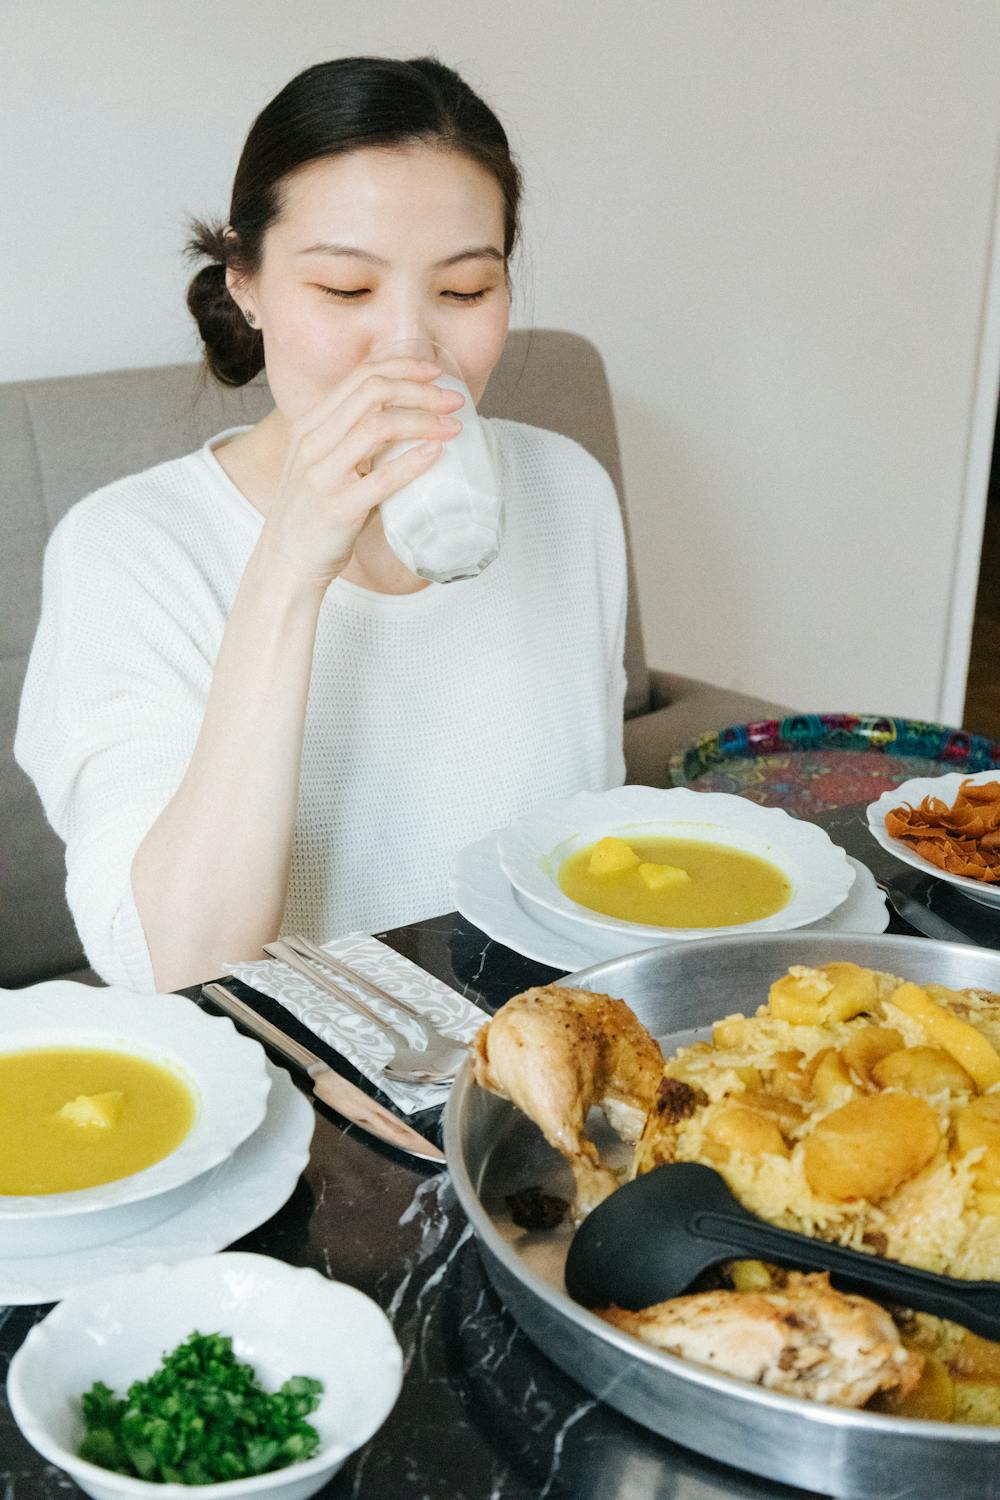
<box><xmin>0</xmin><ymin>981</ymin><xmax>271</xmax><ymax>1255</ymax></box>
<box><xmin>497</xmin><ymin>786</ymin><xmax>855</xmax><ymax>945</ymax></box>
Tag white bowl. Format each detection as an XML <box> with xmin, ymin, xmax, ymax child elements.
<box><xmin>867</xmin><ymin>768</ymin><xmax>1000</xmax><ymax>909</ymax></box>
<box><xmin>496</xmin><ymin>786</ymin><xmax>855</xmax><ymax>945</ymax></box>
<box><xmin>0</xmin><ymin>982</ymin><xmax>270</xmax><ymax>1254</ymax></box>
<box><xmin>7</xmin><ymin>1252</ymin><xmax>403</xmax><ymax>1500</ymax></box>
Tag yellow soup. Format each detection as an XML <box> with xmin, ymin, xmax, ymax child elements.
<box><xmin>558</xmin><ymin>836</ymin><xmax>792</xmax><ymax>928</ymax></box>
<box><xmin>0</xmin><ymin>1047</ymin><xmax>196</xmax><ymax>1195</ymax></box>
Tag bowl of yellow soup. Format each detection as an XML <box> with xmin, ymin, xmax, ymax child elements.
<box><xmin>0</xmin><ymin>982</ymin><xmax>271</xmax><ymax>1255</ymax></box>
<box><xmin>496</xmin><ymin>786</ymin><xmax>855</xmax><ymax>948</ymax></box>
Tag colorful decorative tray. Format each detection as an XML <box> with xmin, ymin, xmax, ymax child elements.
<box><xmin>669</xmin><ymin>714</ymin><xmax>1000</xmax><ymax>818</ymax></box>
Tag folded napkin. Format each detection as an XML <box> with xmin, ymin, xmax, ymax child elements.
<box><xmin>226</xmin><ymin>933</ymin><xmax>487</xmax><ymax>1114</ymax></box>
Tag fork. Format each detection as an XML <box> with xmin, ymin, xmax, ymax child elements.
<box><xmin>262</xmin><ymin>938</ymin><xmax>468</xmax><ymax>1085</ymax></box>
<box><xmin>284</xmin><ymin>932</ymin><xmax>473</xmax><ymax>1077</ymax></box>
<box><xmin>284</xmin><ymin>932</ymin><xmax>447</xmax><ymax>1026</ymax></box>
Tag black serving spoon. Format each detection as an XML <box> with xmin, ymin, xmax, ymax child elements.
<box><xmin>564</xmin><ymin>1162</ymin><xmax>1000</xmax><ymax>1342</ymax></box>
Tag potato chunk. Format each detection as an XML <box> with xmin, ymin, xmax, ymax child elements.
<box><xmin>767</xmin><ymin>1046</ymin><xmax>831</xmax><ymax>1103</ymax></box>
<box><xmin>55</xmin><ymin>1090</ymin><xmax>126</xmax><ymax>1129</ymax></box>
<box><xmin>841</xmin><ymin>1026</ymin><xmax>904</xmax><ymax>1088</ymax></box>
<box><xmin>821</xmin><ymin>963</ymin><xmax>881</xmax><ymax>1023</ymax></box>
<box><xmin>705</xmin><ymin>1105</ymin><xmax>789</xmax><ymax>1159</ymax></box>
<box><xmin>768</xmin><ymin>964</ymin><xmax>880</xmax><ymax>1026</ymax></box>
<box><xmin>889</xmin><ymin>983</ymin><xmax>1000</xmax><ymax>1091</ymax></box>
<box><xmin>588</xmin><ymin>836</ymin><xmax>640</xmax><ymax>875</ymax></box>
<box><xmin>811</xmin><ymin>1049</ymin><xmax>855</xmax><ymax>1109</ymax></box>
<box><xmin>803</xmin><ymin>1093</ymin><xmax>941</xmax><ymax>1201</ymax></box>
<box><xmin>712</xmin><ymin>1015</ymin><xmax>753</xmax><ymax>1049</ymax></box>
<box><xmin>767</xmin><ymin>967</ymin><xmax>832</xmax><ymax>1025</ymax></box>
<box><xmin>871</xmin><ymin>1046</ymin><xmax>975</xmax><ymax>1096</ymax></box>
<box><xmin>727</xmin><ymin>1259</ymin><xmax>775</xmax><ymax>1293</ymax></box>
<box><xmin>740</xmin><ymin>1090</ymin><xmax>806</xmax><ymax>1128</ymax></box>
<box><xmin>769</xmin><ymin>1049</ymin><xmax>809</xmax><ymax>1100</ymax></box>
<box><xmin>637</xmin><ymin>861</ymin><xmax>690</xmax><ymax>890</ymax></box>
<box><xmin>872</xmin><ymin>1352</ymin><xmax>953</xmax><ymax>1422</ymax></box>
<box><xmin>950</xmin><ymin>1329</ymin><xmax>1000</xmax><ymax>1382</ymax></box>
<box><xmin>956</xmin><ymin>1095</ymin><xmax>1000</xmax><ymax>1192</ymax></box>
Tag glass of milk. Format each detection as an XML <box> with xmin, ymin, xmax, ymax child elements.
<box><xmin>369</xmin><ymin>338</ymin><xmax>503</xmax><ymax>583</ymax></box>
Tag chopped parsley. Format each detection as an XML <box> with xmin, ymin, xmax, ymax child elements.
<box><xmin>78</xmin><ymin>1331</ymin><xmax>323</xmax><ymax>1484</ymax></box>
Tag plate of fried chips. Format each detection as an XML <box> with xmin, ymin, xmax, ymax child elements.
<box><xmin>867</xmin><ymin>769</ymin><xmax>1000</xmax><ymax>908</ymax></box>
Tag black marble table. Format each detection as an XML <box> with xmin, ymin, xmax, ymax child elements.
<box><xmin>2</xmin><ymin>804</ymin><xmax>994</xmax><ymax>1500</ymax></box>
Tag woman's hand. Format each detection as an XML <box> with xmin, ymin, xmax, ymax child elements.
<box><xmin>256</xmin><ymin>355</ymin><xmax>464</xmax><ymax>591</ymax></box>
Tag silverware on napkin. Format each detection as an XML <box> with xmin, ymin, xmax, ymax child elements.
<box><xmin>283</xmin><ymin>932</ymin><xmax>440</xmax><ymax>1022</ymax></box>
<box><xmin>262</xmin><ymin>937</ymin><xmax>468</xmax><ymax>1083</ymax></box>
<box><xmin>201</xmin><ymin>982</ymin><xmax>445</xmax><ymax>1165</ymax></box>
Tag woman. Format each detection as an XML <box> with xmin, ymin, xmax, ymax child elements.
<box><xmin>16</xmin><ymin>57</ymin><xmax>627</xmax><ymax>992</ymax></box>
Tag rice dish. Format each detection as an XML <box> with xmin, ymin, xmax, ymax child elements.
<box><xmin>636</xmin><ymin>963</ymin><xmax>1000</xmax><ymax>1280</ymax></box>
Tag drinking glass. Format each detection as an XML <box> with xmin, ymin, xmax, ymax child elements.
<box><xmin>369</xmin><ymin>338</ymin><xmax>503</xmax><ymax>583</ymax></box>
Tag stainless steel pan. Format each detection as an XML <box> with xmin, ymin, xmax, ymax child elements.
<box><xmin>443</xmin><ymin>931</ymin><xmax>1000</xmax><ymax>1499</ymax></box>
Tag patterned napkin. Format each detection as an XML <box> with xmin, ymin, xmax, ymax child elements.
<box><xmin>226</xmin><ymin>933</ymin><xmax>488</xmax><ymax>1114</ymax></box>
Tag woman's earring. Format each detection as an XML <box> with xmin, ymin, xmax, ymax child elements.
<box><xmin>244</xmin><ymin>308</ymin><xmax>257</xmax><ymax>328</ymax></box>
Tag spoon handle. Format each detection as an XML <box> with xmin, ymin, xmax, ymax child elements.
<box><xmin>695</xmin><ymin>1209</ymin><xmax>1000</xmax><ymax>1342</ymax></box>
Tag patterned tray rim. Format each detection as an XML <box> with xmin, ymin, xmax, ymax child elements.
<box><xmin>670</xmin><ymin>713</ymin><xmax>1000</xmax><ymax>787</ymax></box>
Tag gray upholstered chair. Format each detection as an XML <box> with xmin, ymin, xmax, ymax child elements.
<box><xmin>1</xmin><ymin>330</ymin><xmax>787</xmax><ymax>986</ymax></box>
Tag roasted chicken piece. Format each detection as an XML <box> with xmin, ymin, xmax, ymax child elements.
<box><xmin>472</xmin><ymin>986</ymin><xmax>663</xmax><ymax>1216</ymax></box>
<box><xmin>600</xmin><ymin>1272</ymin><xmax>924</xmax><ymax>1408</ymax></box>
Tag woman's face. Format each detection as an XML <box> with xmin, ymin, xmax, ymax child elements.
<box><xmin>232</xmin><ymin>145</ymin><xmax>511</xmax><ymax>421</ymax></box>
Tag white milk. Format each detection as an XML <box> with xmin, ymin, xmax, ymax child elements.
<box><xmin>379</xmin><ymin>373</ymin><xmax>503</xmax><ymax>583</ymax></box>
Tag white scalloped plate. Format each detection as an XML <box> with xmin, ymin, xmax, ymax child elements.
<box><xmin>867</xmin><ymin>768</ymin><xmax>1000</xmax><ymax>910</ymax></box>
<box><xmin>496</xmin><ymin>786</ymin><xmax>855</xmax><ymax>944</ymax></box>
<box><xmin>452</xmin><ymin>828</ymin><xmax>887</xmax><ymax>970</ymax></box>
<box><xmin>0</xmin><ymin>983</ymin><xmax>271</xmax><ymax>1241</ymax></box>
<box><xmin>0</xmin><ymin>1060</ymin><xmax>312</xmax><ymax>1304</ymax></box>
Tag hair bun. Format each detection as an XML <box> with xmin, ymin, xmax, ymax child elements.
<box><xmin>185</xmin><ymin>223</ymin><xmax>262</xmax><ymax>387</ymax></box>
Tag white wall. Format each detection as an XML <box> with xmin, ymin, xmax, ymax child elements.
<box><xmin>4</xmin><ymin>0</ymin><xmax>1000</xmax><ymax>721</ymax></box>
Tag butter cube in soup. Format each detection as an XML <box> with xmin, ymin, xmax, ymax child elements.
<box><xmin>637</xmin><ymin>861</ymin><xmax>691</xmax><ymax>890</ymax></box>
<box><xmin>588</xmin><ymin>837</ymin><xmax>640</xmax><ymax>876</ymax></box>
<box><xmin>55</xmin><ymin>1090</ymin><xmax>126</xmax><ymax>1129</ymax></box>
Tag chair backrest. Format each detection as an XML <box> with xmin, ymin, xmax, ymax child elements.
<box><xmin>1</xmin><ymin>329</ymin><xmax>648</xmax><ymax>985</ymax></box>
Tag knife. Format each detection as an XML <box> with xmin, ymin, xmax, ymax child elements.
<box><xmin>201</xmin><ymin>982</ymin><xmax>445</xmax><ymax>1165</ymax></box>
<box><xmin>877</xmin><ymin>882</ymin><xmax>990</xmax><ymax>947</ymax></box>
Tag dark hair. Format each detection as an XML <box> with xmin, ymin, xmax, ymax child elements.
<box><xmin>186</xmin><ymin>56</ymin><xmax>522</xmax><ymax>386</ymax></box>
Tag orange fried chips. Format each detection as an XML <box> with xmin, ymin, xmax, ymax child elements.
<box><xmin>885</xmin><ymin>779</ymin><xmax>1000</xmax><ymax>882</ymax></box>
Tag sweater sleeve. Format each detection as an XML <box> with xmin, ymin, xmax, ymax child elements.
<box><xmin>597</xmin><ymin>475</ymin><xmax>628</xmax><ymax>787</ymax></box>
<box><xmin>14</xmin><ymin>501</ymin><xmax>215</xmax><ymax>990</ymax></box>
<box><xmin>606</xmin><ymin>550</ymin><xmax>628</xmax><ymax>785</ymax></box>
<box><xmin>503</xmin><ymin>418</ymin><xmax>630</xmax><ymax>789</ymax></box>
<box><xmin>552</xmin><ymin>428</ymin><xmax>628</xmax><ymax>787</ymax></box>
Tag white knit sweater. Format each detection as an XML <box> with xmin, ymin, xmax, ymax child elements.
<box><xmin>16</xmin><ymin>419</ymin><xmax>627</xmax><ymax>990</ymax></box>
